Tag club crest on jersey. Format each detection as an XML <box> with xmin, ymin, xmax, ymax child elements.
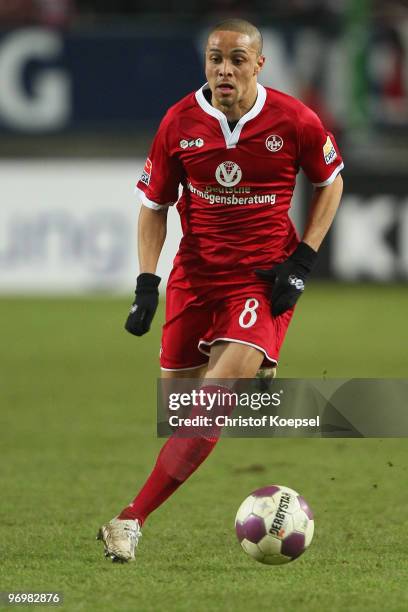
<box><xmin>140</xmin><ymin>157</ymin><xmax>152</xmax><ymax>186</ymax></box>
<box><xmin>323</xmin><ymin>136</ymin><xmax>337</xmax><ymax>164</ymax></box>
<box><xmin>180</xmin><ymin>138</ymin><xmax>204</xmax><ymax>149</ymax></box>
<box><xmin>265</xmin><ymin>134</ymin><xmax>283</xmax><ymax>152</ymax></box>
<box><xmin>215</xmin><ymin>161</ymin><xmax>242</xmax><ymax>187</ymax></box>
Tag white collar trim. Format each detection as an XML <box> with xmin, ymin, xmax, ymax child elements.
<box><xmin>195</xmin><ymin>82</ymin><xmax>267</xmax><ymax>149</ymax></box>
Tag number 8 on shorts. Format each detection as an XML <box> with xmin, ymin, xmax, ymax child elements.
<box><xmin>238</xmin><ymin>298</ymin><xmax>259</xmax><ymax>328</ymax></box>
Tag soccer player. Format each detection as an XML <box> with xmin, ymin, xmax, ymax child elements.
<box><xmin>98</xmin><ymin>18</ymin><xmax>344</xmax><ymax>562</ymax></box>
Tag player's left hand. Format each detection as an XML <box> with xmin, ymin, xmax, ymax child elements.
<box><xmin>255</xmin><ymin>242</ymin><xmax>317</xmax><ymax>317</ymax></box>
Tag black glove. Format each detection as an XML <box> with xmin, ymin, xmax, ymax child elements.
<box><xmin>125</xmin><ymin>273</ymin><xmax>161</xmax><ymax>336</ymax></box>
<box><xmin>255</xmin><ymin>242</ymin><xmax>317</xmax><ymax>317</ymax></box>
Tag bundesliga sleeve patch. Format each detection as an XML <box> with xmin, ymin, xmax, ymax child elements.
<box><xmin>140</xmin><ymin>158</ymin><xmax>152</xmax><ymax>186</ymax></box>
<box><xmin>323</xmin><ymin>136</ymin><xmax>337</xmax><ymax>165</ymax></box>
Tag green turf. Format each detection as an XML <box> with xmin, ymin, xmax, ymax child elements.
<box><xmin>1</xmin><ymin>284</ymin><xmax>407</xmax><ymax>612</ymax></box>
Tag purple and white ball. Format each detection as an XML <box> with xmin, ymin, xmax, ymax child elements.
<box><xmin>235</xmin><ymin>485</ymin><xmax>314</xmax><ymax>565</ymax></box>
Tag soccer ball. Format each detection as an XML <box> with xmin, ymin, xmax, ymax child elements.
<box><xmin>235</xmin><ymin>485</ymin><xmax>314</xmax><ymax>565</ymax></box>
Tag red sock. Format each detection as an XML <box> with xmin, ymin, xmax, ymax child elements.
<box><xmin>118</xmin><ymin>384</ymin><xmax>232</xmax><ymax>525</ymax></box>
<box><xmin>118</xmin><ymin>436</ymin><xmax>217</xmax><ymax>525</ymax></box>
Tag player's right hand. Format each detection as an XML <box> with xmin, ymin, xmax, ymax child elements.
<box><xmin>125</xmin><ymin>273</ymin><xmax>161</xmax><ymax>336</ymax></box>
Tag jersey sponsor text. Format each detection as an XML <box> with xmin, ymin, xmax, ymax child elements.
<box><xmin>187</xmin><ymin>181</ymin><xmax>276</xmax><ymax>206</ymax></box>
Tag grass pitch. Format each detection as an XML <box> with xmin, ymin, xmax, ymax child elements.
<box><xmin>0</xmin><ymin>284</ymin><xmax>407</xmax><ymax>612</ymax></box>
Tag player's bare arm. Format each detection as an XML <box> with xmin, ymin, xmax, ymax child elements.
<box><xmin>124</xmin><ymin>206</ymin><xmax>167</xmax><ymax>337</ymax></box>
<box><xmin>303</xmin><ymin>174</ymin><xmax>343</xmax><ymax>251</ymax></box>
<box><xmin>138</xmin><ymin>205</ymin><xmax>167</xmax><ymax>273</ymax></box>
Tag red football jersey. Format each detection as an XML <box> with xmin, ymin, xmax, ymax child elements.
<box><xmin>136</xmin><ymin>83</ymin><xmax>343</xmax><ymax>288</ymax></box>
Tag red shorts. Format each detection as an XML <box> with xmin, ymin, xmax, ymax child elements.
<box><xmin>160</xmin><ymin>281</ymin><xmax>294</xmax><ymax>371</ymax></box>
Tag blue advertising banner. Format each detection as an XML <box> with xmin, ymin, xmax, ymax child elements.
<box><xmin>0</xmin><ymin>27</ymin><xmax>203</xmax><ymax>133</ymax></box>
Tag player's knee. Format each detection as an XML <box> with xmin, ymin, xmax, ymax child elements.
<box><xmin>257</xmin><ymin>367</ymin><xmax>277</xmax><ymax>379</ymax></box>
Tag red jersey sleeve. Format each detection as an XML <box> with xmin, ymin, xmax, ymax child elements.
<box><xmin>298</xmin><ymin>106</ymin><xmax>344</xmax><ymax>187</ymax></box>
<box><xmin>136</xmin><ymin>113</ymin><xmax>183</xmax><ymax>209</ymax></box>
